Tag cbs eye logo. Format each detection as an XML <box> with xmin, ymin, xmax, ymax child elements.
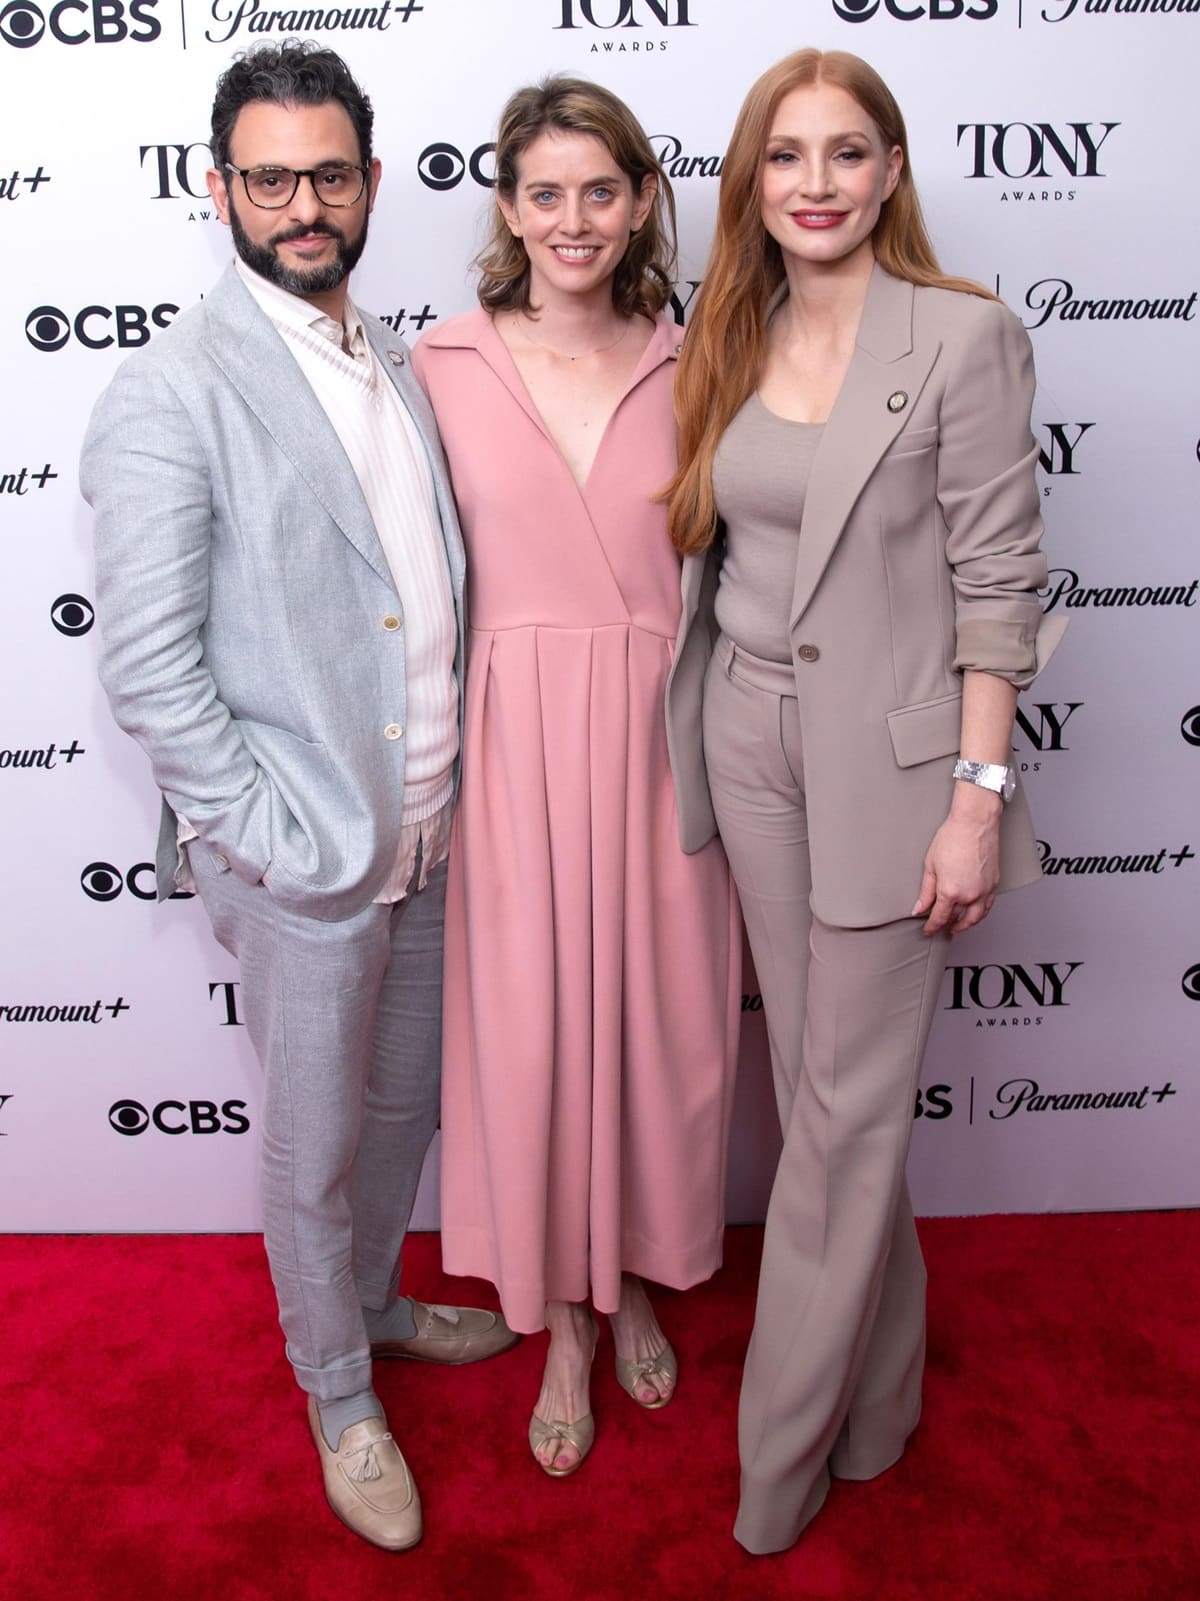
<box><xmin>831</xmin><ymin>0</ymin><xmax>997</xmax><ymax>18</ymax></box>
<box><xmin>51</xmin><ymin>593</ymin><xmax>94</xmax><ymax>636</ymax></box>
<box><xmin>82</xmin><ymin>861</ymin><xmax>143</xmax><ymax>902</ymax></box>
<box><xmin>82</xmin><ymin>861</ymin><xmax>157</xmax><ymax>901</ymax></box>
<box><xmin>109</xmin><ymin>1099</ymin><xmax>151</xmax><ymax>1133</ymax></box>
<box><xmin>26</xmin><ymin>302</ymin><xmax>177</xmax><ymax>352</ymax></box>
<box><xmin>1183</xmin><ymin>964</ymin><xmax>1200</xmax><ymax>1003</ymax></box>
<box><xmin>0</xmin><ymin>0</ymin><xmax>41</xmax><ymax>43</ymax></box>
<box><xmin>0</xmin><ymin>0</ymin><xmax>161</xmax><ymax>47</ymax></box>
<box><xmin>417</xmin><ymin>141</ymin><xmax>496</xmax><ymax>192</ymax></box>
<box><xmin>1182</xmin><ymin>707</ymin><xmax>1200</xmax><ymax>747</ymax></box>
<box><xmin>26</xmin><ymin>307</ymin><xmax>69</xmax><ymax>351</ymax></box>
<box><xmin>80</xmin><ymin>860</ymin><xmax>193</xmax><ymax>901</ymax></box>
<box><xmin>108</xmin><ymin>1098</ymin><xmax>251</xmax><ymax>1136</ymax></box>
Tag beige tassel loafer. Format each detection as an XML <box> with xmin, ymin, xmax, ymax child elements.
<box><xmin>370</xmin><ymin>1300</ymin><xmax>519</xmax><ymax>1365</ymax></box>
<box><xmin>307</xmin><ymin>1396</ymin><xmax>422</xmax><ymax>1552</ymax></box>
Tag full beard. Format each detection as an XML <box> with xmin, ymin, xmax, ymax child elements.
<box><xmin>229</xmin><ymin>204</ymin><xmax>369</xmax><ymax>297</ymax></box>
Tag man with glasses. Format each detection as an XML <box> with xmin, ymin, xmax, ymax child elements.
<box><xmin>81</xmin><ymin>44</ymin><xmax>515</xmax><ymax>1552</ymax></box>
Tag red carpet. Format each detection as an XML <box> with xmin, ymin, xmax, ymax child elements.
<box><xmin>4</xmin><ymin>1215</ymin><xmax>1198</xmax><ymax>1600</ymax></box>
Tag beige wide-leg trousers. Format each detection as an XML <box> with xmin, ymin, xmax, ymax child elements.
<box><xmin>702</xmin><ymin>637</ymin><xmax>949</xmax><ymax>1555</ymax></box>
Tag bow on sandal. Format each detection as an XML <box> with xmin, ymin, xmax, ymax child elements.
<box><xmin>615</xmin><ymin>1343</ymin><xmax>678</xmax><ymax>1410</ymax></box>
<box><xmin>528</xmin><ymin>1410</ymin><xmax>596</xmax><ymax>1477</ymax></box>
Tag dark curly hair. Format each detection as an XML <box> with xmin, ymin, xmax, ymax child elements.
<box><xmin>210</xmin><ymin>41</ymin><xmax>374</xmax><ymax>170</ymax></box>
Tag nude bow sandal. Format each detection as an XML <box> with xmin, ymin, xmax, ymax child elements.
<box><xmin>615</xmin><ymin>1342</ymin><xmax>678</xmax><ymax>1410</ymax></box>
<box><xmin>529</xmin><ymin>1311</ymin><xmax>598</xmax><ymax>1476</ymax></box>
<box><xmin>527</xmin><ymin>1410</ymin><xmax>596</xmax><ymax>1478</ymax></box>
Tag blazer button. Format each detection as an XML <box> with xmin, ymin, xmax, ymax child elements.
<box><xmin>382</xmin><ymin>614</ymin><xmax>401</xmax><ymax>631</ymax></box>
<box><xmin>387</xmin><ymin>350</ymin><xmax>405</xmax><ymax>366</ymax></box>
<box><xmin>384</xmin><ymin>722</ymin><xmax>404</xmax><ymax>740</ymax></box>
<box><xmin>214</xmin><ymin>853</ymin><xmax>228</xmax><ymax>868</ymax></box>
<box><xmin>797</xmin><ymin>643</ymin><xmax>820</xmax><ymax>663</ymax></box>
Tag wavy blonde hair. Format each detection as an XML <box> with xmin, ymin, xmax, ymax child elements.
<box><xmin>476</xmin><ymin>75</ymin><xmax>676</xmax><ymax>320</ymax></box>
<box><xmin>666</xmin><ymin>49</ymin><xmax>996</xmax><ymax>555</ymax></box>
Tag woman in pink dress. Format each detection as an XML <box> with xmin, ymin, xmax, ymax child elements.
<box><xmin>412</xmin><ymin>77</ymin><xmax>740</xmax><ymax>1476</ymax></box>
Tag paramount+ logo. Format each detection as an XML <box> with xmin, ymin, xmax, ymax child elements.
<box><xmin>832</xmin><ymin>0</ymin><xmax>996</xmax><ymax>21</ymax></box>
<box><xmin>26</xmin><ymin>302</ymin><xmax>177</xmax><ymax>353</ymax></box>
<box><xmin>0</xmin><ymin>0</ymin><xmax>161</xmax><ymax>47</ymax></box>
<box><xmin>108</xmin><ymin>1098</ymin><xmax>250</xmax><ymax>1136</ymax></box>
<box><xmin>1041</xmin><ymin>0</ymin><xmax>1200</xmax><ymax>20</ymax></box>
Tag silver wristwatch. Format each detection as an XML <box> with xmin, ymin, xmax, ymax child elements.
<box><xmin>952</xmin><ymin>758</ymin><xmax>1016</xmax><ymax>803</ymax></box>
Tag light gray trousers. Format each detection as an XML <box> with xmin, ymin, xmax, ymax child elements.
<box><xmin>190</xmin><ymin>842</ymin><xmax>445</xmax><ymax>1402</ymax></box>
<box><xmin>702</xmin><ymin>638</ymin><xmax>949</xmax><ymax>1555</ymax></box>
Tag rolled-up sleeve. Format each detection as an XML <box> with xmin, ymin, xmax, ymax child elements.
<box><xmin>937</xmin><ymin>297</ymin><xmax>1063</xmax><ymax>688</ymax></box>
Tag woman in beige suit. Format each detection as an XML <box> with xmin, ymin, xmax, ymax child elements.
<box><xmin>664</xmin><ymin>50</ymin><xmax>1064</xmax><ymax>1554</ymax></box>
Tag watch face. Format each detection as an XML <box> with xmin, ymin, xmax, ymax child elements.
<box><xmin>1003</xmin><ymin>766</ymin><xmax>1016</xmax><ymax>802</ymax></box>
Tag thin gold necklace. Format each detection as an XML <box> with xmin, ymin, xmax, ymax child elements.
<box><xmin>518</xmin><ymin>313</ymin><xmax>633</xmax><ymax>361</ymax></box>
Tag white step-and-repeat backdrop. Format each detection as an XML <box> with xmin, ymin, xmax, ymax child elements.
<box><xmin>1</xmin><ymin>0</ymin><xmax>1196</xmax><ymax>1232</ymax></box>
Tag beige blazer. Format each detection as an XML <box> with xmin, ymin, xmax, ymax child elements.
<box><xmin>665</xmin><ymin>264</ymin><xmax>1066</xmax><ymax>929</ymax></box>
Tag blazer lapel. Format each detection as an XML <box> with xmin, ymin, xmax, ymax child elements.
<box><xmin>789</xmin><ymin>265</ymin><xmax>941</xmax><ymax>633</ymax></box>
<box><xmin>680</xmin><ymin>548</ymin><xmax>708</xmax><ymax>626</ymax></box>
<box><xmin>201</xmin><ymin>266</ymin><xmax>394</xmax><ymax>589</ymax></box>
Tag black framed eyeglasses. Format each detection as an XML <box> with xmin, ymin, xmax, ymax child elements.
<box><xmin>224</xmin><ymin>162</ymin><xmax>369</xmax><ymax>210</ymax></box>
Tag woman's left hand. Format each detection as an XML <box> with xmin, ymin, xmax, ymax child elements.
<box><xmin>912</xmin><ymin>788</ymin><xmax>1003</xmax><ymax>936</ymax></box>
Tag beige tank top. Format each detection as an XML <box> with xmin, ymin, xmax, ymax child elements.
<box><xmin>712</xmin><ymin>391</ymin><xmax>823</xmax><ymax>665</ymax></box>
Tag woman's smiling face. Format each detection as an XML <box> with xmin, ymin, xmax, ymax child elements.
<box><xmin>759</xmin><ymin>82</ymin><xmax>902</xmax><ymax>276</ymax></box>
<box><xmin>498</xmin><ymin>129</ymin><xmax>655</xmax><ymax>305</ymax></box>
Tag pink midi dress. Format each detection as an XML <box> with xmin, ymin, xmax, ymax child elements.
<box><xmin>413</xmin><ymin>310</ymin><xmax>741</xmax><ymax>1334</ymax></box>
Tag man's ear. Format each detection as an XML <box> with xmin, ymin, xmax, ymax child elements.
<box><xmin>207</xmin><ymin>166</ymin><xmax>233</xmax><ymax>227</ymax></box>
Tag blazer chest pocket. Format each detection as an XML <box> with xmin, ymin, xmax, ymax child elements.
<box><xmin>886</xmin><ymin>424</ymin><xmax>938</xmax><ymax>459</ymax></box>
<box><xmin>886</xmin><ymin>692</ymin><xmax>962</xmax><ymax>769</ymax></box>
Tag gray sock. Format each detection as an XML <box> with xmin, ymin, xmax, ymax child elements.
<box><xmin>317</xmin><ymin>1388</ymin><xmax>384</xmax><ymax>1451</ymax></box>
<box><xmin>363</xmin><ymin>1296</ymin><xmax>418</xmax><ymax>1343</ymax></box>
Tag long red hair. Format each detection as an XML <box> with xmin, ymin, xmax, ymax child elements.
<box><xmin>666</xmin><ymin>49</ymin><xmax>995</xmax><ymax>555</ymax></box>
